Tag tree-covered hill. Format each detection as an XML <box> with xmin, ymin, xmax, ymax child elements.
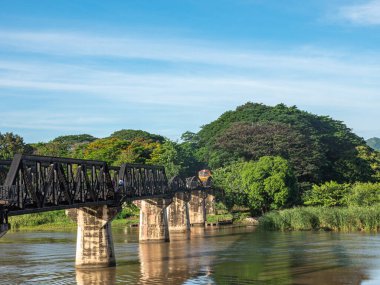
<box><xmin>195</xmin><ymin>102</ymin><xmax>376</xmax><ymax>187</ymax></box>
<box><xmin>0</xmin><ymin>129</ymin><xmax>201</xmax><ymax>178</ymax></box>
<box><xmin>110</xmin><ymin>129</ymin><xmax>165</xmax><ymax>143</ymax></box>
<box><xmin>367</xmin><ymin>137</ymin><xmax>380</xmax><ymax>151</ymax></box>
<box><xmin>1</xmin><ymin>103</ymin><xmax>379</xmax><ymax>186</ymax></box>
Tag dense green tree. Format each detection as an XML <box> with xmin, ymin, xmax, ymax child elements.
<box><xmin>212</xmin><ymin>161</ymin><xmax>249</xmax><ymax>210</ymax></box>
<box><xmin>52</xmin><ymin>134</ymin><xmax>97</xmax><ymax>144</ymax></box>
<box><xmin>196</xmin><ymin>102</ymin><xmax>373</xmax><ymax>185</ymax></box>
<box><xmin>147</xmin><ymin>141</ymin><xmax>182</xmax><ymax>178</ymax></box>
<box><xmin>346</xmin><ymin>182</ymin><xmax>380</xmax><ymax>207</ymax></box>
<box><xmin>82</xmin><ymin>137</ymin><xmax>130</xmax><ymax>165</ymax></box>
<box><xmin>213</xmin><ymin>156</ymin><xmax>299</xmax><ymax>214</ymax></box>
<box><xmin>215</xmin><ymin>122</ymin><xmax>324</xmax><ymax>188</ymax></box>
<box><xmin>110</xmin><ymin>129</ymin><xmax>165</xmax><ymax>143</ymax></box>
<box><xmin>32</xmin><ymin>141</ymin><xmax>70</xmax><ymax>157</ymax></box>
<box><xmin>303</xmin><ymin>181</ymin><xmax>351</xmax><ymax>207</ymax></box>
<box><xmin>241</xmin><ymin>156</ymin><xmax>299</xmax><ymax>214</ymax></box>
<box><xmin>0</xmin><ymin>132</ymin><xmax>31</xmax><ymax>159</ymax></box>
<box><xmin>357</xmin><ymin>145</ymin><xmax>380</xmax><ymax>181</ymax></box>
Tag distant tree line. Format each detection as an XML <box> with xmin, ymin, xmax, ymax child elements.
<box><xmin>2</xmin><ymin>102</ymin><xmax>380</xmax><ymax>215</ymax></box>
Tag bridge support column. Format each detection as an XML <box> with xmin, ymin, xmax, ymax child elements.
<box><xmin>205</xmin><ymin>190</ymin><xmax>216</xmax><ymax>215</ymax></box>
<box><xmin>0</xmin><ymin>223</ymin><xmax>9</xmax><ymax>238</ymax></box>
<box><xmin>66</xmin><ymin>205</ymin><xmax>119</xmax><ymax>268</ymax></box>
<box><xmin>167</xmin><ymin>192</ymin><xmax>191</xmax><ymax>232</ymax></box>
<box><xmin>139</xmin><ymin>198</ymin><xmax>171</xmax><ymax>242</ymax></box>
<box><xmin>0</xmin><ymin>210</ymin><xmax>9</xmax><ymax>238</ymax></box>
<box><xmin>188</xmin><ymin>190</ymin><xmax>206</xmax><ymax>226</ymax></box>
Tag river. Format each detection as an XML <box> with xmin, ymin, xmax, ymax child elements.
<box><xmin>0</xmin><ymin>226</ymin><xmax>380</xmax><ymax>284</ymax></box>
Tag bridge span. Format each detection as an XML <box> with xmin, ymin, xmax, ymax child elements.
<box><xmin>0</xmin><ymin>154</ymin><xmax>215</xmax><ymax>268</ymax></box>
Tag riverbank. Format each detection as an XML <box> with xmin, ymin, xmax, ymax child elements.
<box><xmin>10</xmin><ymin>206</ymin><xmax>378</xmax><ymax>233</ymax></box>
<box><xmin>8</xmin><ymin>209</ymin><xmax>140</xmax><ymax>231</ymax></box>
<box><xmin>7</xmin><ymin>210</ymin><xmax>243</xmax><ymax>231</ymax></box>
<box><xmin>258</xmin><ymin>205</ymin><xmax>380</xmax><ymax>232</ymax></box>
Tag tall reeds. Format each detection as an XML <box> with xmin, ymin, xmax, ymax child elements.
<box><xmin>9</xmin><ymin>210</ymin><xmax>74</xmax><ymax>230</ymax></box>
<box><xmin>258</xmin><ymin>205</ymin><xmax>380</xmax><ymax>232</ymax></box>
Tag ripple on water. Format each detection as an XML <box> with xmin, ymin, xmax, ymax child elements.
<box><xmin>1</xmin><ymin>228</ymin><xmax>380</xmax><ymax>284</ymax></box>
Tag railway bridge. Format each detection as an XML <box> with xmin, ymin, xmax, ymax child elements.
<box><xmin>0</xmin><ymin>154</ymin><xmax>214</xmax><ymax>268</ymax></box>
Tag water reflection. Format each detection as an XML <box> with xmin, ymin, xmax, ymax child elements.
<box><xmin>212</xmin><ymin>231</ymin><xmax>370</xmax><ymax>285</ymax></box>
<box><xmin>0</xmin><ymin>228</ymin><xmax>379</xmax><ymax>284</ymax></box>
<box><xmin>76</xmin><ymin>268</ymin><xmax>116</xmax><ymax>285</ymax></box>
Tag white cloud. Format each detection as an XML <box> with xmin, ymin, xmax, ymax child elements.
<box><xmin>339</xmin><ymin>0</ymin><xmax>380</xmax><ymax>25</ymax></box>
<box><xmin>1</xmin><ymin>30</ymin><xmax>380</xmax><ymax>140</ymax></box>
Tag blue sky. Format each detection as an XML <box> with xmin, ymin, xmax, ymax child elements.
<box><xmin>1</xmin><ymin>0</ymin><xmax>380</xmax><ymax>142</ymax></box>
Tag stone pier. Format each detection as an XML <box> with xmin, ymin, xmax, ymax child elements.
<box><xmin>66</xmin><ymin>205</ymin><xmax>119</xmax><ymax>268</ymax></box>
<box><xmin>167</xmin><ymin>192</ymin><xmax>191</xmax><ymax>232</ymax></box>
<box><xmin>0</xmin><ymin>209</ymin><xmax>9</xmax><ymax>238</ymax></box>
<box><xmin>139</xmin><ymin>198</ymin><xmax>171</xmax><ymax>242</ymax></box>
<box><xmin>205</xmin><ymin>189</ymin><xmax>216</xmax><ymax>215</ymax></box>
<box><xmin>0</xmin><ymin>223</ymin><xmax>9</xmax><ymax>238</ymax></box>
<box><xmin>188</xmin><ymin>190</ymin><xmax>206</xmax><ymax>226</ymax></box>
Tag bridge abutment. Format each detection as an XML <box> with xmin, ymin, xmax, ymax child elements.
<box><xmin>188</xmin><ymin>190</ymin><xmax>206</xmax><ymax>226</ymax></box>
<box><xmin>66</xmin><ymin>205</ymin><xmax>119</xmax><ymax>268</ymax></box>
<box><xmin>167</xmin><ymin>192</ymin><xmax>191</xmax><ymax>232</ymax></box>
<box><xmin>139</xmin><ymin>198</ymin><xmax>171</xmax><ymax>242</ymax></box>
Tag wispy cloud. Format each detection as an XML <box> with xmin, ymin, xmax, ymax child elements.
<box><xmin>1</xmin><ymin>29</ymin><xmax>380</xmax><ymax>140</ymax></box>
<box><xmin>339</xmin><ymin>0</ymin><xmax>380</xmax><ymax>25</ymax></box>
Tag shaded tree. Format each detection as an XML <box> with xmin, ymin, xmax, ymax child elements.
<box><xmin>52</xmin><ymin>134</ymin><xmax>97</xmax><ymax>144</ymax></box>
<box><xmin>110</xmin><ymin>129</ymin><xmax>165</xmax><ymax>143</ymax></box>
<box><xmin>216</xmin><ymin>122</ymin><xmax>324</xmax><ymax>188</ymax></box>
<box><xmin>196</xmin><ymin>102</ymin><xmax>374</xmax><ymax>185</ymax></box>
<box><xmin>0</xmin><ymin>132</ymin><xmax>31</xmax><ymax>159</ymax></box>
<box><xmin>213</xmin><ymin>156</ymin><xmax>299</xmax><ymax>214</ymax></box>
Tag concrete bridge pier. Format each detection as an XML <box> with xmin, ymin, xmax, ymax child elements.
<box><xmin>205</xmin><ymin>189</ymin><xmax>216</xmax><ymax>215</ymax></box>
<box><xmin>66</xmin><ymin>205</ymin><xmax>119</xmax><ymax>268</ymax></box>
<box><xmin>0</xmin><ymin>223</ymin><xmax>9</xmax><ymax>238</ymax></box>
<box><xmin>167</xmin><ymin>192</ymin><xmax>191</xmax><ymax>232</ymax></box>
<box><xmin>139</xmin><ymin>198</ymin><xmax>172</xmax><ymax>242</ymax></box>
<box><xmin>188</xmin><ymin>190</ymin><xmax>207</xmax><ymax>226</ymax></box>
<box><xmin>0</xmin><ymin>209</ymin><xmax>9</xmax><ymax>238</ymax></box>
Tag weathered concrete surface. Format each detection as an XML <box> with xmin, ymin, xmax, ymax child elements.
<box><xmin>167</xmin><ymin>192</ymin><xmax>191</xmax><ymax>232</ymax></box>
<box><xmin>188</xmin><ymin>190</ymin><xmax>206</xmax><ymax>226</ymax></box>
<box><xmin>205</xmin><ymin>190</ymin><xmax>216</xmax><ymax>215</ymax></box>
<box><xmin>66</xmin><ymin>205</ymin><xmax>119</xmax><ymax>268</ymax></box>
<box><xmin>0</xmin><ymin>223</ymin><xmax>9</xmax><ymax>238</ymax></box>
<box><xmin>139</xmin><ymin>198</ymin><xmax>171</xmax><ymax>242</ymax></box>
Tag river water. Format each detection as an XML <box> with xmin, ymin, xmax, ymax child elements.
<box><xmin>0</xmin><ymin>226</ymin><xmax>380</xmax><ymax>285</ymax></box>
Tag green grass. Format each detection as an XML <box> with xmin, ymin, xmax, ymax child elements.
<box><xmin>8</xmin><ymin>204</ymin><xmax>141</xmax><ymax>231</ymax></box>
<box><xmin>258</xmin><ymin>205</ymin><xmax>380</xmax><ymax>232</ymax></box>
<box><xmin>206</xmin><ymin>213</ymin><xmax>233</xmax><ymax>223</ymax></box>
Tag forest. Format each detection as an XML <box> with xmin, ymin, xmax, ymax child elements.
<box><xmin>1</xmin><ymin>102</ymin><xmax>380</xmax><ymax>230</ymax></box>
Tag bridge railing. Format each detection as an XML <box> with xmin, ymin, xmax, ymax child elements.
<box><xmin>0</xmin><ymin>154</ymin><xmax>213</xmax><ymax>214</ymax></box>
<box><xmin>2</xmin><ymin>154</ymin><xmax>116</xmax><ymax>212</ymax></box>
<box><xmin>0</xmin><ymin>185</ymin><xmax>17</xmax><ymax>206</ymax></box>
<box><xmin>118</xmin><ymin>163</ymin><xmax>170</xmax><ymax>199</ymax></box>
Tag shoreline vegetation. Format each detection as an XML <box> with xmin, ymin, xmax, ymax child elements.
<box><xmin>258</xmin><ymin>205</ymin><xmax>380</xmax><ymax>232</ymax></box>
<box><xmin>7</xmin><ymin>205</ymin><xmax>380</xmax><ymax>233</ymax></box>
<box><xmin>2</xmin><ymin>102</ymin><xmax>380</xmax><ymax>234</ymax></box>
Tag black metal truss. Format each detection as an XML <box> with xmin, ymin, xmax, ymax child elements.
<box><xmin>0</xmin><ymin>155</ymin><xmax>212</xmax><ymax>221</ymax></box>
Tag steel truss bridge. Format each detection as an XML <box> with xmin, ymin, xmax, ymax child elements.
<box><xmin>0</xmin><ymin>154</ymin><xmax>210</xmax><ymax>227</ymax></box>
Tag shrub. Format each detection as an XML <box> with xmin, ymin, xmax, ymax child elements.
<box><xmin>303</xmin><ymin>181</ymin><xmax>350</xmax><ymax>207</ymax></box>
<box><xmin>346</xmin><ymin>182</ymin><xmax>380</xmax><ymax>207</ymax></box>
<box><xmin>258</xmin><ymin>206</ymin><xmax>380</xmax><ymax>232</ymax></box>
